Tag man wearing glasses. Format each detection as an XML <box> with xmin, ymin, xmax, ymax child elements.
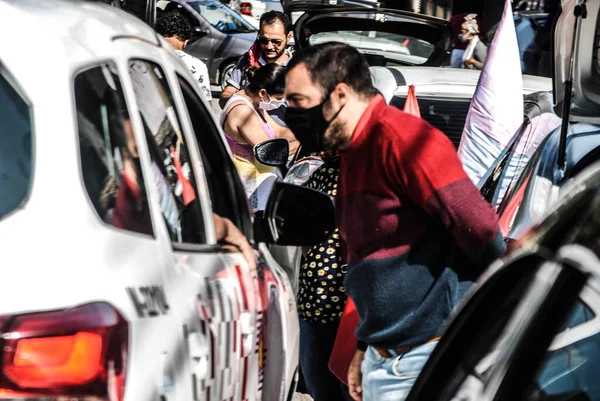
<box><xmin>219</xmin><ymin>10</ymin><xmax>293</xmax><ymax>113</ymax></box>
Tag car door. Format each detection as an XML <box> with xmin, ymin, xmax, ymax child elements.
<box><xmin>115</xmin><ymin>36</ymin><xmax>261</xmax><ymax>401</ymax></box>
<box><xmin>171</xmin><ymin>65</ymin><xmax>299</xmax><ymax>401</ymax></box>
<box><xmin>71</xmin><ymin>61</ymin><xmax>185</xmax><ymax>401</ymax></box>
<box><xmin>406</xmin><ymin>249</ymin><xmax>594</xmax><ymax>401</ymax></box>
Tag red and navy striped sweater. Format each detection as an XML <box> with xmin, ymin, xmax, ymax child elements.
<box><xmin>337</xmin><ymin>95</ymin><xmax>506</xmax><ymax>350</ymax></box>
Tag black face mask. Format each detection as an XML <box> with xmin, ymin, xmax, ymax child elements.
<box><xmin>284</xmin><ymin>96</ymin><xmax>344</xmax><ymax>154</ymax></box>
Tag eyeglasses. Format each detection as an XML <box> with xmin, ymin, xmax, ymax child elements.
<box><xmin>257</xmin><ymin>36</ymin><xmax>284</xmax><ymax>46</ymax></box>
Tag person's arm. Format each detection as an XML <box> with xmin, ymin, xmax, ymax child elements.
<box><xmin>219</xmin><ymin>60</ymin><xmax>244</xmax><ymax>108</ymax></box>
<box><xmin>213</xmin><ymin>213</ymin><xmax>256</xmax><ymax>271</ymax></box>
<box><xmin>473</xmin><ymin>42</ymin><xmax>488</xmax><ymax>70</ymax></box>
<box><xmin>389</xmin><ymin>116</ymin><xmax>506</xmax><ymax>269</ymax></box>
<box><xmin>228</xmin><ymin>105</ymin><xmax>272</xmax><ymax>146</ymax></box>
<box><xmin>264</xmin><ymin>111</ymin><xmax>300</xmax><ymax>155</ymax></box>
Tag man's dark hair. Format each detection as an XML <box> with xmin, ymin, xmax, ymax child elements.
<box><xmin>259</xmin><ymin>10</ymin><xmax>292</xmax><ymax>35</ymax></box>
<box><xmin>155</xmin><ymin>11</ymin><xmax>194</xmax><ymax>41</ymax></box>
<box><xmin>287</xmin><ymin>42</ymin><xmax>379</xmax><ymax>99</ymax></box>
<box><xmin>245</xmin><ymin>63</ymin><xmax>286</xmax><ymax>95</ymax></box>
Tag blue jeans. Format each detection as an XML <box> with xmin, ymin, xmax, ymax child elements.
<box><xmin>299</xmin><ymin>318</ymin><xmax>352</xmax><ymax>401</ymax></box>
<box><xmin>361</xmin><ymin>341</ymin><xmax>438</xmax><ymax>401</ymax></box>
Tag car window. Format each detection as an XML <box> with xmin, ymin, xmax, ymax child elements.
<box><xmin>309</xmin><ymin>31</ymin><xmax>435</xmax><ymax>66</ymax></box>
<box><xmin>390</xmin><ymin>96</ymin><xmax>471</xmax><ymax>148</ymax></box>
<box><xmin>128</xmin><ymin>59</ymin><xmax>206</xmax><ymax>245</ymax></box>
<box><xmin>407</xmin><ymin>253</ymin><xmax>550</xmax><ymax>401</ymax></box>
<box><xmin>177</xmin><ymin>75</ymin><xmax>253</xmax><ymax>238</ymax></box>
<box><xmin>520</xmin><ymin>296</ymin><xmax>598</xmax><ymax>401</ymax></box>
<box><xmin>0</xmin><ymin>66</ymin><xmax>32</xmax><ymax>221</ymax></box>
<box><xmin>188</xmin><ymin>1</ymin><xmax>255</xmax><ymax>33</ymax></box>
<box><xmin>74</xmin><ymin>64</ymin><xmax>153</xmax><ymax>236</ymax></box>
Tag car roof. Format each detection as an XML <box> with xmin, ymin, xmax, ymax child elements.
<box><xmin>0</xmin><ymin>0</ymin><xmax>160</xmax><ymax>64</ymax></box>
<box><xmin>370</xmin><ymin>66</ymin><xmax>553</xmax><ymax>103</ymax></box>
<box><xmin>0</xmin><ymin>0</ymin><xmax>164</xmax><ymax>99</ymax></box>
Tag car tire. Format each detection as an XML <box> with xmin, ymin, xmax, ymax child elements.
<box><xmin>220</xmin><ymin>61</ymin><xmax>236</xmax><ymax>90</ymax></box>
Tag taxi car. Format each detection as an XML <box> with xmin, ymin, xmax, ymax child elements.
<box><xmin>0</xmin><ymin>1</ymin><xmax>334</xmax><ymax>400</ymax></box>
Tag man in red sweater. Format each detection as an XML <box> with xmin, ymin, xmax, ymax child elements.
<box><xmin>284</xmin><ymin>42</ymin><xmax>506</xmax><ymax>401</ymax></box>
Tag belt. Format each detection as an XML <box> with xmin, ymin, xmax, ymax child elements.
<box><xmin>374</xmin><ymin>336</ymin><xmax>441</xmax><ymax>359</ymax></box>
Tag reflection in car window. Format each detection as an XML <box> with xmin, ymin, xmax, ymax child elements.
<box><xmin>0</xmin><ymin>68</ymin><xmax>32</xmax><ymax>220</ymax></box>
<box><xmin>75</xmin><ymin>64</ymin><xmax>153</xmax><ymax>236</ymax></box>
<box><xmin>531</xmin><ymin>300</ymin><xmax>599</xmax><ymax>401</ymax></box>
<box><xmin>188</xmin><ymin>1</ymin><xmax>255</xmax><ymax>33</ymax></box>
<box><xmin>128</xmin><ymin>59</ymin><xmax>206</xmax><ymax>245</ymax></box>
<box><xmin>447</xmin><ymin>262</ymin><xmax>560</xmax><ymax>401</ymax></box>
<box><xmin>309</xmin><ymin>31</ymin><xmax>434</xmax><ymax>65</ymax></box>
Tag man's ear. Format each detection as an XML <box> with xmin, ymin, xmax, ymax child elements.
<box><xmin>287</xmin><ymin>32</ymin><xmax>293</xmax><ymax>42</ymax></box>
<box><xmin>334</xmin><ymin>83</ymin><xmax>351</xmax><ymax>102</ymax></box>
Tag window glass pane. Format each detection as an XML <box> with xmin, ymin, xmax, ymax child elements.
<box><xmin>531</xmin><ymin>300</ymin><xmax>599</xmax><ymax>400</ymax></box>
<box><xmin>129</xmin><ymin>59</ymin><xmax>206</xmax><ymax>244</ymax></box>
<box><xmin>0</xmin><ymin>69</ymin><xmax>32</xmax><ymax>220</ymax></box>
<box><xmin>187</xmin><ymin>1</ymin><xmax>255</xmax><ymax>33</ymax></box>
<box><xmin>390</xmin><ymin>96</ymin><xmax>471</xmax><ymax>148</ymax></box>
<box><xmin>309</xmin><ymin>31</ymin><xmax>434</xmax><ymax>65</ymax></box>
<box><xmin>447</xmin><ymin>262</ymin><xmax>561</xmax><ymax>401</ymax></box>
<box><xmin>75</xmin><ymin>64</ymin><xmax>153</xmax><ymax>236</ymax></box>
<box><xmin>177</xmin><ymin>76</ymin><xmax>236</xmax><ymax>220</ymax></box>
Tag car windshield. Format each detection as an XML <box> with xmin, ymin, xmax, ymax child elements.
<box><xmin>308</xmin><ymin>31</ymin><xmax>435</xmax><ymax>65</ymax></box>
<box><xmin>188</xmin><ymin>1</ymin><xmax>256</xmax><ymax>33</ymax></box>
<box><xmin>0</xmin><ymin>68</ymin><xmax>32</xmax><ymax>221</ymax></box>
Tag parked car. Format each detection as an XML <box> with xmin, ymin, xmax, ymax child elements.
<box><xmin>0</xmin><ymin>1</ymin><xmax>336</xmax><ymax>400</ymax></box>
<box><xmin>406</xmin><ymin>158</ymin><xmax>600</xmax><ymax>401</ymax></box>
<box><xmin>484</xmin><ymin>0</ymin><xmax>600</xmax><ymax>244</ymax></box>
<box><xmin>369</xmin><ymin>66</ymin><xmax>553</xmax><ymax>147</ymax></box>
<box><xmin>286</xmin><ymin>4</ymin><xmax>454</xmax><ymax>67</ymax></box>
<box><xmin>237</xmin><ymin>0</ymin><xmax>284</xmax><ymax>22</ymax></box>
<box><xmin>404</xmin><ymin>3</ymin><xmax>600</xmax><ymax>400</ymax></box>
<box><xmin>110</xmin><ymin>0</ymin><xmax>258</xmax><ymax>89</ymax></box>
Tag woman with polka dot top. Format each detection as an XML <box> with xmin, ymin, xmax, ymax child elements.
<box><xmin>297</xmin><ymin>154</ymin><xmax>351</xmax><ymax>401</ymax></box>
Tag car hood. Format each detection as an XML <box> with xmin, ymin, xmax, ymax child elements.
<box><xmin>292</xmin><ymin>8</ymin><xmax>452</xmax><ymax>66</ymax></box>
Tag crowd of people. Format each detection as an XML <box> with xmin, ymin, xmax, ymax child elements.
<box><xmin>154</xmin><ymin>7</ymin><xmax>507</xmax><ymax>401</ymax></box>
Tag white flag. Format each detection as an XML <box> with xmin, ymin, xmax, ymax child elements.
<box><xmin>457</xmin><ymin>0</ymin><xmax>524</xmax><ymax>185</ymax></box>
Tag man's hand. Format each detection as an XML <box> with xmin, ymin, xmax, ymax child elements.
<box><xmin>463</xmin><ymin>58</ymin><xmax>477</xmax><ymax>67</ymax></box>
<box><xmin>213</xmin><ymin>214</ymin><xmax>256</xmax><ymax>271</ymax></box>
<box><xmin>348</xmin><ymin>350</ymin><xmax>365</xmax><ymax>401</ymax></box>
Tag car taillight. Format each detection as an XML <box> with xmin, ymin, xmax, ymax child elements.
<box><xmin>240</xmin><ymin>2</ymin><xmax>252</xmax><ymax>15</ymax></box>
<box><xmin>0</xmin><ymin>303</ymin><xmax>128</xmax><ymax>400</ymax></box>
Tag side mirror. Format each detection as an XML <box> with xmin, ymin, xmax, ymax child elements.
<box><xmin>254</xmin><ymin>182</ymin><xmax>335</xmax><ymax>246</ymax></box>
<box><xmin>254</xmin><ymin>138</ymin><xmax>289</xmax><ymax>167</ymax></box>
<box><xmin>193</xmin><ymin>26</ymin><xmax>210</xmax><ymax>36</ymax></box>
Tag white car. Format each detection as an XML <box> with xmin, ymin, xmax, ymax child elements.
<box><xmin>370</xmin><ymin>66</ymin><xmax>553</xmax><ymax>147</ymax></box>
<box><xmin>0</xmin><ymin>1</ymin><xmax>335</xmax><ymax>400</ymax></box>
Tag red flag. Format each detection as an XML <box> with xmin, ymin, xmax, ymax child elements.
<box><xmin>328</xmin><ymin>297</ymin><xmax>359</xmax><ymax>385</ymax></box>
<box><xmin>403</xmin><ymin>85</ymin><xmax>421</xmax><ymax>118</ymax></box>
<box><xmin>248</xmin><ymin>40</ymin><xmax>261</xmax><ymax>67</ymax></box>
<box><xmin>170</xmin><ymin>145</ymin><xmax>196</xmax><ymax>206</ymax></box>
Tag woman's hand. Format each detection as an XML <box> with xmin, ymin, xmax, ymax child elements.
<box><xmin>348</xmin><ymin>350</ymin><xmax>365</xmax><ymax>401</ymax></box>
<box><xmin>463</xmin><ymin>58</ymin><xmax>478</xmax><ymax>66</ymax></box>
